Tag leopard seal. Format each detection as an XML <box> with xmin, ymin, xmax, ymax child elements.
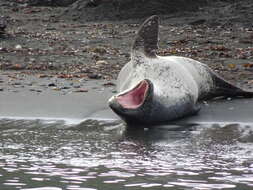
<box><xmin>108</xmin><ymin>15</ymin><xmax>253</xmax><ymax>125</ymax></box>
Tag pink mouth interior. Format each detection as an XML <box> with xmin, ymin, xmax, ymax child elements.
<box><xmin>116</xmin><ymin>80</ymin><xmax>149</xmax><ymax>109</ymax></box>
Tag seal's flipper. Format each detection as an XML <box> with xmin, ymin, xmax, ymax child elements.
<box><xmin>132</xmin><ymin>15</ymin><xmax>159</xmax><ymax>58</ymax></box>
<box><xmin>210</xmin><ymin>71</ymin><xmax>253</xmax><ymax>99</ymax></box>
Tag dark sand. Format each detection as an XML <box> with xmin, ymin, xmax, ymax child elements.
<box><xmin>1</xmin><ymin>71</ymin><xmax>253</xmax><ymax>125</ymax></box>
<box><xmin>0</xmin><ymin>72</ymin><xmax>117</xmax><ymax>122</ymax></box>
<box><xmin>0</xmin><ymin>0</ymin><xmax>253</xmax><ymax>126</ymax></box>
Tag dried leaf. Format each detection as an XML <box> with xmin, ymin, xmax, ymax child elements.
<box><xmin>227</xmin><ymin>63</ymin><xmax>236</xmax><ymax>69</ymax></box>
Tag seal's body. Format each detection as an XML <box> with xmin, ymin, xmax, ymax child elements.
<box><xmin>108</xmin><ymin>16</ymin><xmax>253</xmax><ymax>125</ymax></box>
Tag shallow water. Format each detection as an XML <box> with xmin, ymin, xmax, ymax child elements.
<box><xmin>0</xmin><ymin>119</ymin><xmax>253</xmax><ymax>190</ymax></box>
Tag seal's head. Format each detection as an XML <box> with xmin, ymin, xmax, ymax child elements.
<box><xmin>108</xmin><ymin>79</ymin><xmax>154</xmax><ymax>124</ymax></box>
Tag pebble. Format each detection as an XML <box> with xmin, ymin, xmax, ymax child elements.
<box><xmin>73</xmin><ymin>88</ymin><xmax>88</xmax><ymax>93</ymax></box>
<box><xmin>61</xmin><ymin>86</ymin><xmax>71</xmax><ymax>89</ymax></box>
<box><xmin>52</xmin><ymin>87</ymin><xmax>61</xmax><ymax>91</ymax></box>
<box><xmin>88</xmin><ymin>73</ymin><xmax>102</xmax><ymax>79</ymax></box>
<box><xmin>12</xmin><ymin>82</ymin><xmax>21</xmax><ymax>85</ymax></box>
<box><xmin>96</xmin><ymin>60</ymin><xmax>109</xmax><ymax>65</ymax></box>
<box><xmin>15</xmin><ymin>44</ymin><xmax>22</xmax><ymax>50</ymax></box>
<box><xmin>30</xmin><ymin>89</ymin><xmax>42</xmax><ymax>92</ymax></box>
<box><xmin>48</xmin><ymin>83</ymin><xmax>57</xmax><ymax>87</ymax></box>
<box><xmin>103</xmin><ymin>82</ymin><xmax>115</xmax><ymax>86</ymax></box>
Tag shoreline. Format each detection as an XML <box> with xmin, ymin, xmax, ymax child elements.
<box><xmin>0</xmin><ymin>73</ymin><xmax>117</xmax><ymax>121</ymax></box>
<box><xmin>0</xmin><ymin>1</ymin><xmax>253</xmax><ymax>126</ymax></box>
<box><xmin>1</xmin><ymin>72</ymin><xmax>253</xmax><ymax>125</ymax></box>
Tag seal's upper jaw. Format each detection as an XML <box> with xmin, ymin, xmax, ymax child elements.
<box><xmin>109</xmin><ymin>79</ymin><xmax>152</xmax><ymax>111</ymax></box>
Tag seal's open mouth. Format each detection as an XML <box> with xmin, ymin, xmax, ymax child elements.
<box><xmin>116</xmin><ymin>80</ymin><xmax>149</xmax><ymax>109</ymax></box>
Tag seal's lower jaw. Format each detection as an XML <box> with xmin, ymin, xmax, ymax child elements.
<box><xmin>116</xmin><ymin>80</ymin><xmax>149</xmax><ymax>109</ymax></box>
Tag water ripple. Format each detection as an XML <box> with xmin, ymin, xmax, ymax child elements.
<box><xmin>0</xmin><ymin>119</ymin><xmax>253</xmax><ymax>189</ymax></box>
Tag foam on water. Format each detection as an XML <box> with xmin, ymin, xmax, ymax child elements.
<box><xmin>0</xmin><ymin>117</ymin><xmax>120</xmax><ymax>127</ymax></box>
<box><xmin>0</xmin><ymin>116</ymin><xmax>82</xmax><ymax>125</ymax></box>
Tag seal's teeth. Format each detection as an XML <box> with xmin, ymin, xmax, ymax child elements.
<box><xmin>108</xmin><ymin>96</ymin><xmax>116</xmax><ymax>104</ymax></box>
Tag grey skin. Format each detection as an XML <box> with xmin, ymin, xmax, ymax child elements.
<box><xmin>108</xmin><ymin>15</ymin><xmax>253</xmax><ymax>125</ymax></box>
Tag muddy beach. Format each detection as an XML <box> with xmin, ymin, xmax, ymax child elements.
<box><xmin>0</xmin><ymin>0</ymin><xmax>253</xmax><ymax>119</ymax></box>
<box><xmin>1</xmin><ymin>2</ymin><xmax>253</xmax><ymax>190</ymax></box>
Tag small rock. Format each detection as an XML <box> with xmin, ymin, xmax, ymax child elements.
<box><xmin>30</xmin><ymin>89</ymin><xmax>42</xmax><ymax>93</ymax></box>
<box><xmin>13</xmin><ymin>82</ymin><xmax>21</xmax><ymax>85</ymax></box>
<box><xmin>93</xmin><ymin>47</ymin><xmax>107</xmax><ymax>54</ymax></box>
<box><xmin>15</xmin><ymin>44</ymin><xmax>22</xmax><ymax>50</ymax></box>
<box><xmin>88</xmin><ymin>73</ymin><xmax>102</xmax><ymax>79</ymax></box>
<box><xmin>103</xmin><ymin>82</ymin><xmax>115</xmax><ymax>86</ymax></box>
<box><xmin>38</xmin><ymin>74</ymin><xmax>49</xmax><ymax>78</ymax></box>
<box><xmin>48</xmin><ymin>83</ymin><xmax>57</xmax><ymax>87</ymax></box>
<box><xmin>96</xmin><ymin>60</ymin><xmax>109</xmax><ymax>65</ymax></box>
<box><xmin>61</xmin><ymin>86</ymin><xmax>71</xmax><ymax>89</ymax></box>
<box><xmin>0</xmin><ymin>47</ymin><xmax>8</xmax><ymax>52</ymax></box>
<box><xmin>74</xmin><ymin>88</ymin><xmax>88</xmax><ymax>93</ymax></box>
<box><xmin>52</xmin><ymin>87</ymin><xmax>61</xmax><ymax>91</ymax></box>
<box><xmin>46</xmin><ymin>27</ymin><xmax>56</xmax><ymax>31</ymax></box>
<box><xmin>9</xmin><ymin>64</ymin><xmax>26</xmax><ymax>70</ymax></box>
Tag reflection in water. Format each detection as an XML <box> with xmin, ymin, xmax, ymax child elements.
<box><xmin>0</xmin><ymin>119</ymin><xmax>253</xmax><ymax>190</ymax></box>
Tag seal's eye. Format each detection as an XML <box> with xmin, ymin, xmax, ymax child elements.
<box><xmin>116</xmin><ymin>80</ymin><xmax>149</xmax><ymax>109</ymax></box>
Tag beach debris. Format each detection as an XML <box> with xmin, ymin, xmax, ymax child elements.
<box><xmin>103</xmin><ymin>82</ymin><xmax>115</xmax><ymax>86</ymax></box>
<box><xmin>243</xmin><ymin>63</ymin><xmax>253</xmax><ymax>69</ymax></box>
<box><xmin>52</xmin><ymin>87</ymin><xmax>61</xmax><ymax>91</ymax></box>
<box><xmin>73</xmin><ymin>88</ymin><xmax>88</xmax><ymax>93</ymax></box>
<box><xmin>15</xmin><ymin>45</ymin><xmax>22</xmax><ymax>50</ymax></box>
<box><xmin>38</xmin><ymin>74</ymin><xmax>51</xmax><ymax>78</ymax></box>
<box><xmin>88</xmin><ymin>73</ymin><xmax>102</xmax><ymax>79</ymax></box>
<box><xmin>227</xmin><ymin>63</ymin><xmax>236</xmax><ymax>69</ymax></box>
<box><xmin>96</xmin><ymin>60</ymin><xmax>109</xmax><ymax>65</ymax></box>
<box><xmin>48</xmin><ymin>83</ymin><xmax>57</xmax><ymax>87</ymax></box>
<box><xmin>29</xmin><ymin>89</ymin><xmax>42</xmax><ymax>92</ymax></box>
<box><xmin>61</xmin><ymin>86</ymin><xmax>71</xmax><ymax>89</ymax></box>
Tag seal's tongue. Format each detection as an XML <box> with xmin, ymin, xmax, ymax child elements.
<box><xmin>116</xmin><ymin>80</ymin><xmax>149</xmax><ymax>109</ymax></box>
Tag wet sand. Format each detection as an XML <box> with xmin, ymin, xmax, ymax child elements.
<box><xmin>1</xmin><ymin>73</ymin><xmax>253</xmax><ymax>126</ymax></box>
<box><xmin>0</xmin><ymin>73</ymin><xmax>118</xmax><ymax>122</ymax></box>
<box><xmin>0</xmin><ymin>1</ymin><xmax>252</xmax><ymax>126</ymax></box>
